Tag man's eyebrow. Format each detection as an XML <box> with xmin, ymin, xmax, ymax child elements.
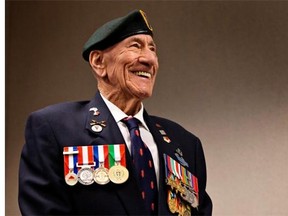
<box><xmin>128</xmin><ymin>36</ymin><xmax>156</xmax><ymax>47</ymax></box>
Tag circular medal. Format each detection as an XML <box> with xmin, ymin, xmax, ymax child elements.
<box><xmin>168</xmin><ymin>198</ymin><xmax>177</xmax><ymax>214</ymax></box>
<box><xmin>167</xmin><ymin>190</ymin><xmax>177</xmax><ymax>214</ymax></box>
<box><xmin>65</xmin><ymin>172</ymin><xmax>78</xmax><ymax>186</ymax></box>
<box><xmin>183</xmin><ymin>208</ymin><xmax>191</xmax><ymax>216</ymax></box>
<box><xmin>108</xmin><ymin>165</ymin><xmax>129</xmax><ymax>184</ymax></box>
<box><xmin>78</xmin><ymin>167</ymin><xmax>94</xmax><ymax>185</ymax></box>
<box><xmin>94</xmin><ymin>167</ymin><xmax>110</xmax><ymax>185</ymax></box>
<box><xmin>91</xmin><ymin>125</ymin><xmax>103</xmax><ymax>132</ymax></box>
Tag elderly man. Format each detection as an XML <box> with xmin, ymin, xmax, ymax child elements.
<box><xmin>19</xmin><ymin>10</ymin><xmax>212</xmax><ymax>215</ymax></box>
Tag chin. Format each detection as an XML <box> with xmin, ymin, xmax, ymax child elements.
<box><xmin>128</xmin><ymin>85</ymin><xmax>154</xmax><ymax>100</ymax></box>
<box><xmin>137</xmin><ymin>91</ymin><xmax>153</xmax><ymax>100</ymax></box>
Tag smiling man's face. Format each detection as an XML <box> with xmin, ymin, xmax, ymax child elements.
<box><xmin>101</xmin><ymin>34</ymin><xmax>159</xmax><ymax>100</ymax></box>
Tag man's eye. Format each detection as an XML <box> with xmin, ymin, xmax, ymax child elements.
<box><xmin>149</xmin><ymin>46</ymin><xmax>156</xmax><ymax>52</ymax></box>
<box><xmin>130</xmin><ymin>43</ymin><xmax>141</xmax><ymax>48</ymax></box>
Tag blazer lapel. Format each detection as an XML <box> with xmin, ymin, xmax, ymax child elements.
<box><xmin>144</xmin><ymin>111</ymin><xmax>181</xmax><ymax>215</ymax></box>
<box><xmin>85</xmin><ymin>92</ymin><xmax>123</xmax><ymax>144</ymax></box>
<box><xmin>84</xmin><ymin>92</ymin><xmax>148</xmax><ymax>215</ymax></box>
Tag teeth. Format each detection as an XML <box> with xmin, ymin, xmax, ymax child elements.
<box><xmin>133</xmin><ymin>71</ymin><xmax>151</xmax><ymax>78</ymax></box>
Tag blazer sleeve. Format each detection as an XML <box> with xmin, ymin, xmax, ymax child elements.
<box><xmin>18</xmin><ymin>112</ymin><xmax>72</xmax><ymax>215</ymax></box>
<box><xmin>194</xmin><ymin>137</ymin><xmax>213</xmax><ymax>215</ymax></box>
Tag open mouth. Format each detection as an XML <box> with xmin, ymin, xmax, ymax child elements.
<box><xmin>132</xmin><ymin>71</ymin><xmax>152</xmax><ymax>79</ymax></box>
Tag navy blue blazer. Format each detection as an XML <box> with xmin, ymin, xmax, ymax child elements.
<box><xmin>19</xmin><ymin>92</ymin><xmax>212</xmax><ymax>215</ymax></box>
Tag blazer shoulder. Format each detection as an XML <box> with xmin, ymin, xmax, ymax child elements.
<box><xmin>149</xmin><ymin>115</ymin><xmax>200</xmax><ymax>141</ymax></box>
<box><xmin>28</xmin><ymin>100</ymin><xmax>90</xmax><ymax>121</ymax></box>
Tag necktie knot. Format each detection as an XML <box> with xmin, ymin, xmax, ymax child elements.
<box><xmin>122</xmin><ymin>117</ymin><xmax>140</xmax><ymax>131</ymax></box>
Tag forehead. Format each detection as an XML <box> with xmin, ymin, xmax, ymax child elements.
<box><xmin>121</xmin><ymin>34</ymin><xmax>156</xmax><ymax>45</ymax></box>
<box><xmin>103</xmin><ymin>34</ymin><xmax>156</xmax><ymax>55</ymax></box>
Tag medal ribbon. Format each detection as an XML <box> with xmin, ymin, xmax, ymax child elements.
<box><xmin>119</xmin><ymin>144</ymin><xmax>126</xmax><ymax>166</ymax></box>
<box><xmin>108</xmin><ymin>145</ymin><xmax>115</xmax><ymax>167</ymax></box>
<box><xmin>164</xmin><ymin>154</ymin><xmax>199</xmax><ymax>195</ymax></box>
<box><xmin>97</xmin><ymin>145</ymin><xmax>109</xmax><ymax>168</ymax></box>
<box><xmin>108</xmin><ymin>144</ymin><xmax>126</xmax><ymax>167</ymax></box>
<box><xmin>93</xmin><ymin>145</ymin><xmax>100</xmax><ymax>168</ymax></box>
<box><xmin>77</xmin><ymin>146</ymin><xmax>94</xmax><ymax>167</ymax></box>
<box><xmin>63</xmin><ymin>146</ymin><xmax>78</xmax><ymax>175</ymax></box>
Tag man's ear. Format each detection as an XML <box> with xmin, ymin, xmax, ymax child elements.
<box><xmin>89</xmin><ymin>50</ymin><xmax>106</xmax><ymax>77</ymax></box>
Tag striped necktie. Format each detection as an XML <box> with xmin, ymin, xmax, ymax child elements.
<box><xmin>122</xmin><ymin>117</ymin><xmax>158</xmax><ymax>214</ymax></box>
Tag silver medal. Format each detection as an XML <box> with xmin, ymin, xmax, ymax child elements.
<box><xmin>78</xmin><ymin>167</ymin><xmax>95</xmax><ymax>185</ymax></box>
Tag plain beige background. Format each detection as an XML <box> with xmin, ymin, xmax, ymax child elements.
<box><xmin>6</xmin><ymin>1</ymin><xmax>288</xmax><ymax>215</ymax></box>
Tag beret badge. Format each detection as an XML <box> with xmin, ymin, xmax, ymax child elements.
<box><xmin>139</xmin><ymin>10</ymin><xmax>153</xmax><ymax>31</ymax></box>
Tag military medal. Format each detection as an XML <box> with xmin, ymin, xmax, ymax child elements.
<box><xmin>94</xmin><ymin>166</ymin><xmax>110</xmax><ymax>185</ymax></box>
<box><xmin>78</xmin><ymin>166</ymin><xmax>95</xmax><ymax>185</ymax></box>
<box><xmin>164</xmin><ymin>154</ymin><xmax>199</xmax><ymax>213</ymax></box>
<box><xmin>65</xmin><ymin>171</ymin><xmax>78</xmax><ymax>186</ymax></box>
<box><xmin>181</xmin><ymin>201</ymin><xmax>191</xmax><ymax>216</ymax></box>
<box><xmin>93</xmin><ymin>145</ymin><xmax>110</xmax><ymax>185</ymax></box>
<box><xmin>63</xmin><ymin>144</ymin><xmax>128</xmax><ymax>186</ymax></box>
<box><xmin>108</xmin><ymin>144</ymin><xmax>129</xmax><ymax>184</ymax></box>
<box><xmin>77</xmin><ymin>146</ymin><xmax>96</xmax><ymax>185</ymax></box>
<box><xmin>167</xmin><ymin>189</ymin><xmax>178</xmax><ymax>213</ymax></box>
<box><xmin>63</xmin><ymin>146</ymin><xmax>79</xmax><ymax>186</ymax></box>
<box><xmin>108</xmin><ymin>165</ymin><xmax>128</xmax><ymax>184</ymax></box>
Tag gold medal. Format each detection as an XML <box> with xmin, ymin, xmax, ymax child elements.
<box><xmin>78</xmin><ymin>167</ymin><xmax>94</xmax><ymax>185</ymax></box>
<box><xmin>168</xmin><ymin>198</ymin><xmax>177</xmax><ymax>214</ymax></box>
<box><xmin>108</xmin><ymin>164</ymin><xmax>129</xmax><ymax>184</ymax></box>
<box><xmin>181</xmin><ymin>203</ymin><xmax>191</xmax><ymax>216</ymax></box>
<box><xmin>65</xmin><ymin>171</ymin><xmax>78</xmax><ymax>186</ymax></box>
<box><xmin>94</xmin><ymin>166</ymin><xmax>110</xmax><ymax>185</ymax></box>
<box><xmin>167</xmin><ymin>190</ymin><xmax>178</xmax><ymax>214</ymax></box>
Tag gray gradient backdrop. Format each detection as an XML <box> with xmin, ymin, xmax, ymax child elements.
<box><xmin>6</xmin><ymin>1</ymin><xmax>288</xmax><ymax>215</ymax></box>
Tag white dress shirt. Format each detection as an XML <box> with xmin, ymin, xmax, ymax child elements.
<box><xmin>100</xmin><ymin>94</ymin><xmax>159</xmax><ymax>184</ymax></box>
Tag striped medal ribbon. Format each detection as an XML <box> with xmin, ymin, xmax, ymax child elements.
<box><xmin>77</xmin><ymin>146</ymin><xmax>95</xmax><ymax>185</ymax></box>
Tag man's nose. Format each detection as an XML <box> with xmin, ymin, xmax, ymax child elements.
<box><xmin>138</xmin><ymin>48</ymin><xmax>158</xmax><ymax>67</ymax></box>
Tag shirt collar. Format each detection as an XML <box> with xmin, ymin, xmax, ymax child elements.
<box><xmin>100</xmin><ymin>93</ymin><xmax>150</xmax><ymax>131</ymax></box>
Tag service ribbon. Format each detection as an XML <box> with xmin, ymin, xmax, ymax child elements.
<box><xmin>77</xmin><ymin>146</ymin><xmax>95</xmax><ymax>167</ymax></box>
<box><xmin>93</xmin><ymin>145</ymin><xmax>100</xmax><ymax>169</ymax></box>
<box><xmin>63</xmin><ymin>146</ymin><xmax>78</xmax><ymax>175</ymax></box>
<box><xmin>96</xmin><ymin>145</ymin><xmax>109</xmax><ymax>168</ymax></box>
<box><xmin>108</xmin><ymin>144</ymin><xmax>126</xmax><ymax>167</ymax></box>
<box><xmin>164</xmin><ymin>154</ymin><xmax>199</xmax><ymax>195</ymax></box>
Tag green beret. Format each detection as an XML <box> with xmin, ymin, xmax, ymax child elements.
<box><xmin>82</xmin><ymin>10</ymin><xmax>153</xmax><ymax>61</ymax></box>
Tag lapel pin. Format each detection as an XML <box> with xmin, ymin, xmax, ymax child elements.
<box><xmin>89</xmin><ymin>107</ymin><xmax>100</xmax><ymax>116</ymax></box>
<box><xmin>90</xmin><ymin>120</ymin><xmax>106</xmax><ymax>133</ymax></box>
<box><xmin>175</xmin><ymin>148</ymin><xmax>189</xmax><ymax>167</ymax></box>
<box><xmin>163</xmin><ymin>136</ymin><xmax>171</xmax><ymax>143</ymax></box>
<box><xmin>91</xmin><ymin>124</ymin><xmax>103</xmax><ymax>133</ymax></box>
